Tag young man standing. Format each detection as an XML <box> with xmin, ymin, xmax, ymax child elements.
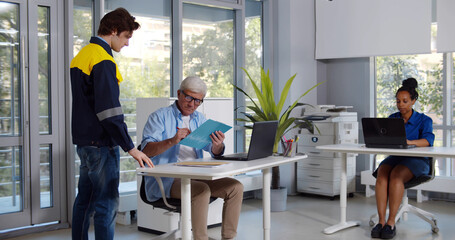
<box><xmin>70</xmin><ymin>8</ymin><xmax>153</xmax><ymax>240</ymax></box>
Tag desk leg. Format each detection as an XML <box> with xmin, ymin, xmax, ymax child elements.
<box><xmin>323</xmin><ymin>152</ymin><xmax>360</xmax><ymax>234</ymax></box>
<box><xmin>262</xmin><ymin>168</ymin><xmax>271</xmax><ymax>240</ymax></box>
<box><xmin>181</xmin><ymin>178</ymin><xmax>191</xmax><ymax>240</ymax></box>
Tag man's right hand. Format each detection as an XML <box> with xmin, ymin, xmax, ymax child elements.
<box><xmin>172</xmin><ymin>127</ymin><xmax>191</xmax><ymax>144</ymax></box>
<box><xmin>128</xmin><ymin>148</ymin><xmax>154</xmax><ymax>168</ymax></box>
<box><xmin>141</xmin><ymin>128</ymin><xmax>190</xmax><ymax>158</ymax></box>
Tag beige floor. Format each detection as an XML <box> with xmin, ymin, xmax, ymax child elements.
<box><xmin>7</xmin><ymin>193</ymin><xmax>455</xmax><ymax>240</ymax></box>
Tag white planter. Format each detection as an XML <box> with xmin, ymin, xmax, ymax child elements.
<box><xmin>271</xmin><ymin>187</ymin><xmax>287</xmax><ymax>212</ymax></box>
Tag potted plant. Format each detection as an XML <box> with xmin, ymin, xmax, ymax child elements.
<box><xmin>234</xmin><ymin>67</ymin><xmax>322</xmax><ymax>210</ymax></box>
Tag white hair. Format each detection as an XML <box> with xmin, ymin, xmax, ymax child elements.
<box><xmin>179</xmin><ymin>76</ymin><xmax>207</xmax><ymax>96</ymax></box>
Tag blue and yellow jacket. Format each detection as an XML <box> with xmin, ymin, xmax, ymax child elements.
<box><xmin>70</xmin><ymin>37</ymin><xmax>134</xmax><ymax>152</ymax></box>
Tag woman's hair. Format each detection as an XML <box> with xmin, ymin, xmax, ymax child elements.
<box><xmin>396</xmin><ymin>77</ymin><xmax>419</xmax><ymax>100</ymax></box>
<box><xmin>97</xmin><ymin>8</ymin><xmax>140</xmax><ymax>36</ymax></box>
<box><xmin>179</xmin><ymin>76</ymin><xmax>207</xmax><ymax>96</ymax></box>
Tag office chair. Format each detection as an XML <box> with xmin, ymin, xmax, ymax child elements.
<box><xmin>369</xmin><ymin>156</ymin><xmax>439</xmax><ymax>233</ymax></box>
<box><xmin>138</xmin><ymin>175</ymin><xmax>183</xmax><ymax>239</ymax></box>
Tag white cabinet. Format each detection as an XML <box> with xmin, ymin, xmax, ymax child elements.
<box><xmin>296</xmin><ymin>106</ymin><xmax>358</xmax><ymax>198</ymax></box>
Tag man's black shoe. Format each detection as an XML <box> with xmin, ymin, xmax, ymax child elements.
<box><xmin>371</xmin><ymin>223</ymin><xmax>383</xmax><ymax>238</ymax></box>
<box><xmin>381</xmin><ymin>224</ymin><xmax>396</xmax><ymax>239</ymax></box>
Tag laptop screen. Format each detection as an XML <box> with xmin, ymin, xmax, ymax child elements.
<box><xmin>362</xmin><ymin>118</ymin><xmax>409</xmax><ymax>148</ymax></box>
<box><xmin>246</xmin><ymin>121</ymin><xmax>278</xmax><ymax>160</ymax></box>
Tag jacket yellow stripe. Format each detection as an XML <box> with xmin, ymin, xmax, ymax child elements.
<box><xmin>70</xmin><ymin>43</ymin><xmax>123</xmax><ymax>84</ymax></box>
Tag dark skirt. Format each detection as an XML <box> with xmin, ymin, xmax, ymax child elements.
<box><xmin>372</xmin><ymin>155</ymin><xmax>430</xmax><ymax>178</ymax></box>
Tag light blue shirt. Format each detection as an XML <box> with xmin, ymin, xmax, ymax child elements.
<box><xmin>389</xmin><ymin>110</ymin><xmax>435</xmax><ymax>146</ymax></box>
<box><xmin>140</xmin><ymin>101</ymin><xmax>223</xmax><ymax>202</ymax></box>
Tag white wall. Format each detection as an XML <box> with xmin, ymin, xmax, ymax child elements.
<box><xmin>272</xmin><ymin>0</ymin><xmax>318</xmax><ymax>194</ymax></box>
<box><xmin>320</xmin><ymin>58</ymin><xmax>371</xmax><ymax>118</ymax></box>
<box><xmin>274</xmin><ymin>0</ymin><xmax>318</xmax><ymax>106</ymax></box>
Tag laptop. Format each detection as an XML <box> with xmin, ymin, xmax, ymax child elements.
<box><xmin>214</xmin><ymin>120</ymin><xmax>278</xmax><ymax>161</ymax></box>
<box><xmin>362</xmin><ymin>118</ymin><xmax>416</xmax><ymax>149</ymax></box>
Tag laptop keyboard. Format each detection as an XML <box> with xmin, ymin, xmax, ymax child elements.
<box><xmin>224</xmin><ymin>152</ymin><xmax>248</xmax><ymax>158</ymax></box>
<box><xmin>213</xmin><ymin>152</ymin><xmax>248</xmax><ymax>160</ymax></box>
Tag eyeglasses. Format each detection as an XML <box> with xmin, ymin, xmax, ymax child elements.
<box><xmin>181</xmin><ymin>91</ymin><xmax>204</xmax><ymax>105</ymax></box>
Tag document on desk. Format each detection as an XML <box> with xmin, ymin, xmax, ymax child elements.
<box><xmin>175</xmin><ymin>161</ymin><xmax>230</xmax><ymax>168</ymax></box>
<box><xmin>179</xmin><ymin>119</ymin><xmax>231</xmax><ymax>149</ymax></box>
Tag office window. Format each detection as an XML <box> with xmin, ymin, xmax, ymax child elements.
<box><xmin>73</xmin><ymin>0</ymin><xmax>92</xmax><ymax>56</ymax></box>
<box><xmin>244</xmin><ymin>0</ymin><xmax>263</xmax><ymax>99</ymax></box>
<box><xmin>243</xmin><ymin>0</ymin><xmax>263</xmax><ymax>149</ymax></box>
<box><xmin>376</xmin><ymin>54</ymin><xmax>443</xmax><ymax>124</ymax></box>
<box><xmin>453</xmin><ymin>54</ymin><xmax>455</xmax><ymax>126</ymax></box>
<box><xmin>182</xmin><ymin>3</ymin><xmax>234</xmax><ymax>98</ymax></box>
<box><xmin>452</xmin><ymin>54</ymin><xmax>455</xmax><ymax>175</ymax></box>
<box><xmin>38</xmin><ymin>6</ymin><xmax>52</xmax><ymax>135</ymax></box>
<box><xmin>0</xmin><ymin>2</ymin><xmax>20</xmax><ymax>137</ymax></box>
<box><xmin>0</xmin><ymin>2</ymin><xmax>22</xmax><ymax>215</ymax></box>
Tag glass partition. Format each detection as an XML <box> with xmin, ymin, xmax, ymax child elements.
<box><xmin>0</xmin><ymin>1</ymin><xmax>23</xmax><ymax>215</ymax></box>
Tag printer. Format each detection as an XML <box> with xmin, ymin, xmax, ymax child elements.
<box><xmin>295</xmin><ymin>105</ymin><xmax>358</xmax><ymax>198</ymax></box>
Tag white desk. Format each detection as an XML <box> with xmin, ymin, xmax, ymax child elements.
<box><xmin>137</xmin><ymin>154</ymin><xmax>307</xmax><ymax>240</ymax></box>
<box><xmin>316</xmin><ymin>143</ymin><xmax>455</xmax><ymax>234</ymax></box>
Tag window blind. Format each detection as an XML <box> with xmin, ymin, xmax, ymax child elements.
<box><xmin>437</xmin><ymin>0</ymin><xmax>455</xmax><ymax>52</ymax></box>
<box><xmin>315</xmin><ymin>0</ymin><xmax>432</xmax><ymax>59</ymax></box>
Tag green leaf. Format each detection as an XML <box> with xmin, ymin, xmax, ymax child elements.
<box><xmin>277</xmin><ymin>73</ymin><xmax>296</xmax><ymax>115</ymax></box>
<box><xmin>275</xmin><ymin>118</ymin><xmax>295</xmax><ymax>145</ymax></box>
<box><xmin>242</xmin><ymin>112</ymin><xmax>259</xmax><ymax>122</ymax></box>
<box><xmin>261</xmin><ymin>68</ymin><xmax>276</xmax><ymax>116</ymax></box>
<box><xmin>232</xmin><ymin>82</ymin><xmax>260</xmax><ymax>113</ymax></box>
<box><xmin>281</xmin><ymin>81</ymin><xmax>325</xmax><ymax>123</ymax></box>
<box><xmin>241</xmin><ymin>68</ymin><xmax>268</xmax><ymax>116</ymax></box>
<box><xmin>235</xmin><ymin>118</ymin><xmax>251</xmax><ymax>122</ymax></box>
<box><xmin>246</xmin><ymin>106</ymin><xmax>268</xmax><ymax>121</ymax></box>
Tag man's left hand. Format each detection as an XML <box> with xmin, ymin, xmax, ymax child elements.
<box><xmin>210</xmin><ymin>131</ymin><xmax>225</xmax><ymax>155</ymax></box>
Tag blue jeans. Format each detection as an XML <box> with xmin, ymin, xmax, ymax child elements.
<box><xmin>72</xmin><ymin>146</ymin><xmax>120</xmax><ymax>240</ymax></box>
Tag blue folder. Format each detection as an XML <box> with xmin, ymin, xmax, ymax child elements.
<box><xmin>179</xmin><ymin>119</ymin><xmax>232</xmax><ymax>149</ymax></box>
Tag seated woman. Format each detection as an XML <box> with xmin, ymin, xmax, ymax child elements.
<box><xmin>371</xmin><ymin>78</ymin><xmax>435</xmax><ymax>239</ymax></box>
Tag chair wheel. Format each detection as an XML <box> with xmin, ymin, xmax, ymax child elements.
<box><xmin>369</xmin><ymin>220</ymin><xmax>375</xmax><ymax>226</ymax></box>
<box><xmin>432</xmin><ymin>227</ymin><xmax>439</xmax><ymax>233</ymax></box>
